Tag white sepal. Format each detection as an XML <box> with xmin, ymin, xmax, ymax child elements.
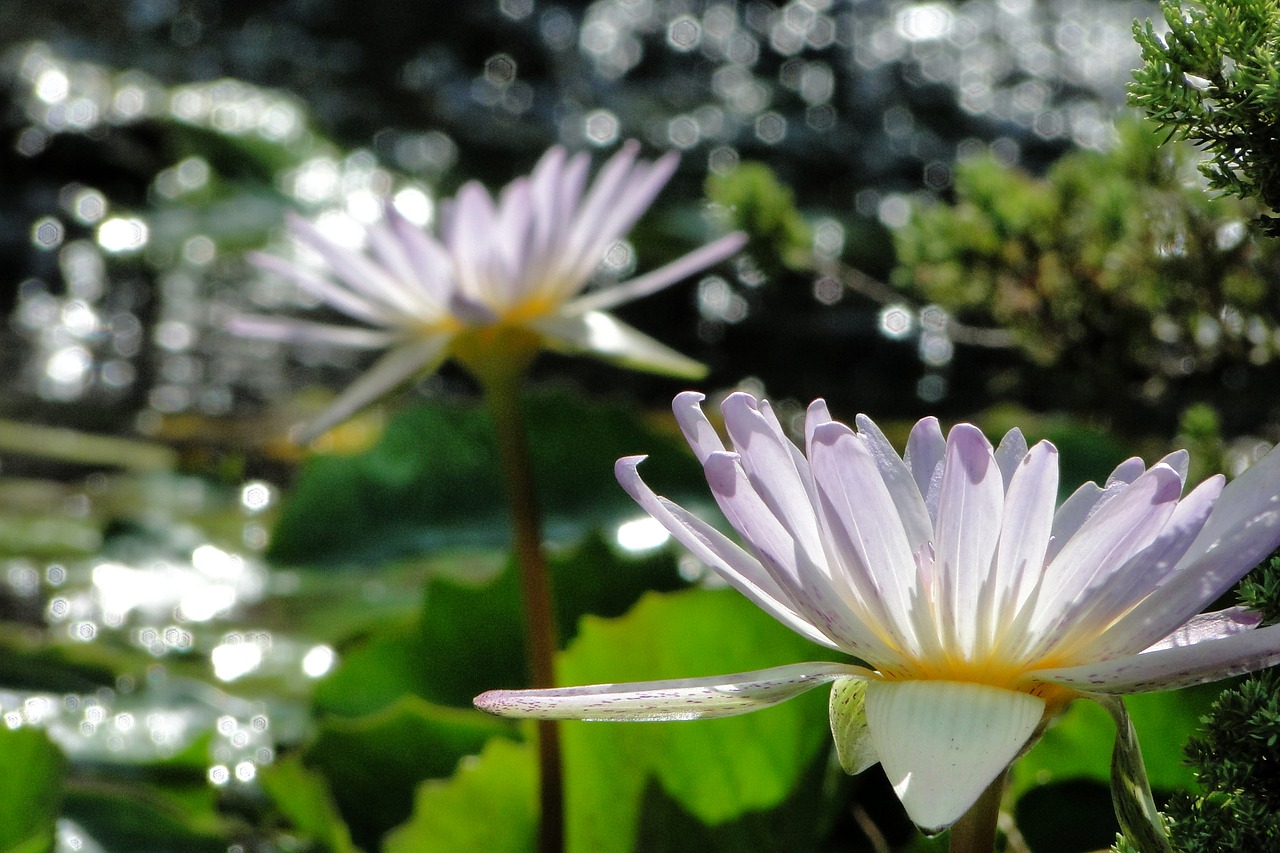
<box><xmin>865</xmin><ymin>680</ymin><xmax>1044</xmax><ymax>832</ymax></box>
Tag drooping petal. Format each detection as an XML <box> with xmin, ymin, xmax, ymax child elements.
<box><xmin>829</xmin><ymin>677</ymin><xmax>878</xmax><ymax>775</ymax></box>
<box><xmin>932</xmin><ymin>424</ymin><xmax>1003</xmax><ymax>657</ymax></box>
<box><xmin>1032</xmin><ymin>620</ymin><xmax>1280</xmax><ymax>693</ymax></box>
<box><xmin>531</xmin><ymin>311</ymin><xmax>707</xmax><ymax>379</ymax></box>
<box><xmin>292</xmin><ymin>336</ymin><xmax>450</xmax><ymax>444</ymax></box>
<box><xmin>614</xmin><ymin>456</ymin><xmax>840</xmax><ymax>650</ymax></box>
<box><xmin>564</xmin><ymin>232</ymin><xmax>748</xmax><ymax>315</ymax></box>
<box><xmin>473</xmin><ymin>662</ymin><xmax>871</xmax><ymax>721</ymax></box>
<box><xmin>865</xmin><ymin>680</ymin><xmax>1045</xmax><ymax>832</ymax></box>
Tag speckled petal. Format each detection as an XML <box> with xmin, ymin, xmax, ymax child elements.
<box><xmin>866</xmin><ymin>680</ymin><xmax>1044</xmax><ymax>832</ymax></box>
<box><xmin>473</xmin><ymin>662</ymin><xmax>871</xmax><ymax>721</ymax></box>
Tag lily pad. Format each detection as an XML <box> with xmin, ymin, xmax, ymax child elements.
<box><xmin>0</xmin><ymin>726</ymin><xmax>65</xmax><ymax>853</ymax></box>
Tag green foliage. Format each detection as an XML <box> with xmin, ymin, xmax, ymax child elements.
<box><xmin>705</xmin><ymin>162</ymin><xmax>814</xmax><ymax>275</ymax></box>
<box><xmin>557</xmin><ymin>588</ymin><xmax>843</xmax><ymax>853</ymax></box>
<box><xmin>0</xmin><ymin>727</ymin><xmax>65</xmax><ymax>853</ymax></box>
<box><xmin>1131</xmin><ymin>0</ymin><xmax>1280</xmax><ymax>223</ymax></box>
<box><xmin>268</xmin><ymin>389</ymin><xmax>705</xmax><ymax>566</ymax></box>
<box><xmin>1238</xmin><ymin>555</ymin><xmax>1280</xmax><ymax>625</ymax></box>
<box><xmin>892</xmin><ymin>119</ymin><xmax>1280</xmax><ymax>417</ymax></box>
<box><xmin>1160</xmin><ymin>671</ymin><xmax>1280</xmax><ymax>852</ymax></box>
<box><xmin>383</xmin><ymin>738</ymin><xmax>537</xmax><ymax>853</ymax></box>
<box><xmin>257</xmin><ymin>755</ymin><xmax>360</xmax><ymax>853</ymax></box>
<box><xmin>303</xmin><ymin>696</ymin><xmax>513</xmax><ymax>851</ymax></box>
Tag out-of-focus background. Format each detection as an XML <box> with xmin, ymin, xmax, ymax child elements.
<box><xmin>0</xmin><ymin>2</ymin><xmax>1273</xmax><ymax>852</ymax></box>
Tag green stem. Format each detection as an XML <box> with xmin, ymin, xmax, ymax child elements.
<box><xmin>948</xmin><ymin>772</ymin><xmax>1006</xmax><ymax>853</ymax></box>
<box><xmin>484</xmin><ymin>375</ymin><xmax>564</xmax><ymax>853</ymax></box>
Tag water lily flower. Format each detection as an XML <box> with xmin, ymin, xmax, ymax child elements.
<box><xmin>475</xmin><ymin>392</ymin><xmax>1280</xmax><ymax>835</ymax></box>
<box><xmin>233</xmin><ymin>143</ymin><xmax>746</xmax><ymax>442</ymax></box>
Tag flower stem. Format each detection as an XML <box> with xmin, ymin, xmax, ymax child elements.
<box><xmin>948</xmin><ymin>772</ymin><xmax>1006</xmax><ymax>853</ymax></box>
<box><xmin>483</xmin><ymin>375</ymin><xmax>564</xmax><ymax>853</ymax></box>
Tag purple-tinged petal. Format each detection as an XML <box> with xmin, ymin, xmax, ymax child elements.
<box><xmin>1046</xmin><ymin>480</ymin><xmax>1104</xmax><ymax>563</ymax></box>
<box><xmin>1141</xmin><ymin>607</ymin><xmax>1261</xmax><ymax>653</ymax></box>
<box><xmin>702</xmin><ymin>450</ymin><xmax>887</xmax><ymax>655</ymax></box>
<box><xmin>809</xmin><ymin>421</ymin><xmax>922</xmax><ymax>657</ymax></box>
<box><xmin>292</xmin><ymin>336</ymin><xmax>450</xmax><ymax>444</ymax></box>
<box><xmin>671</xmin><ymin>391</ymin><xmax>726</xmax><ymax>463</ymax></box>
<box><xmin>991</xmin><ymin>441</ymin><xmax>1058</xmax><ymax>635</ymax></box>
<box><xmin>903</xmin><ymin>417</ymin><xmax>946</xmax><ymax>524</ymax></box>
<box><xmin>804</xmin><ymin>399</ymin><xmax>833</xmax><ymax>452</ymax></box>
<box><xmin>286</xmin><ymin>213</ymin><xmax>424</xmax><ymax>318</ymax></box>
<box><xmin>445</xmin><ymin>182</ymin><xmax>500</xmax><ymax>302</ymax></box>
<box><xmin>1179</xmin><ymin>441</ymin><xmax>1280</xmax><ymax>568</ymax></box>
<box><xmin>249</xmin><ymin>251</ymin><xmax>396</xmax><ymax>327</ymax></box>
<box><xmin>227</xmin><ymin>314</ymin><xmax>398</xmax><ymax>349</ymax></box>
<box><xmin>1030</xmin><ymin>465</ymin><xmax>1182</xmax><ymax>627</ymax></box>
<box><xmin>614</xmin><ymin>456</ymin><xmax>839</xmax><ymax>650</ymax></box>
<box><xmin>1032</xmin><ymin>620</ymin><xmax>1280</xmax><ymax>693</ymax></box>
<box><xmin>721</xmin><ymin>393</ymin><xmax>824</xmax><ymax>563</ymax></box>
<box><xmin>564</xmin><ymin>232</ymin><xmax>748</xmax><ymax>315</ymax></box>
<box><xmin>854</xmin><ymin>414</ymin><xmax>933</xmax><ymax>552</ymax></box>
<box><xmin>932</xmin><ymin>424</ymin><xmax>1003</xmax><ymax>657</ymax></box>
<box><xmin>1105</xmin><ymin>457</ymin><xmax>1146</xmax><ymax>489</ymax></box>
<box><xmin>1055</xmin><ymin>475</ymin><xmax>1223</xmax><ymax>662</ymax></box>
<box><xmin>474</xmin><ymin>662</ymin><xmax>870</xmax><ymax>721</ymax></box>
<box><xmin>994</xmin><ymin>427</ymin><xmax>1029</xmax><ymax>490</ymax></box>
<box><xmin>531</xmin><ymin>311</ymin><xmax>707</xmax><ymax>380</ymax></box>
<box><xmin>867</xmin><ymin>680</ymin><xmax>1045</xmax><ymax>832</ymax></box>
<box><xmin>1081</xmin><ymin>505</ymin><xmax>1280</xmax><ymax>659</ymax></box>
<box><xmin>383</xmin><ymin>203</ymin><xmax>455</xmax><ymax>302</ymax></box>
<box><xmin>1158</xmin><ymin>449</ymin><xmax>1190</xmax><ymax>484</ymax></box>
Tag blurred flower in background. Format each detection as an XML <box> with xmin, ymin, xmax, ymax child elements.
<box><xmin>233</xmin><ymin>141</ymin><xmax>745</xmax><ymax>442</ymax></box>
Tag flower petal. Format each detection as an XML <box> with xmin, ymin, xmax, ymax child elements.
<box><xmin>532</xmin><ymin>311</ymin><xmax>707</xmax><ymax>379</ymax></box>
<box><xmin>1179</xmin><ymin>441</ymin><xmax>1280</xmax><ymax>568</ymax></box>
<box><xmin>473</xmin><ymin>662</ymin><xmax>870</xmax><ymax>721</ymax></box>
<box><xmin>866</xmin><ymin>680</ymin><xmax>1044</xmax><ymax>832</ymax></box>
<box><xmin>829</xmin><ymin>677</ymin><xmax>878</xmax><ymax>775</ymax></box>
<box><xmin>932</xmin><ymin>424</ymin><xmax>1003</xmax><ymax>658</ymax></box>
<box><xmin>671</xmin><ymin>391</ymin><xmax>726</xmax><ymax>462</ymax></box>
<box><xmin>993</xmin><ymin>427</ymin><xmax>1029</xmax><ymax>489</ymax></box>
<box><xmin>614</xmin><ymin>456</ymin><xmax>839</xmax><ymax>650</ymax></box>
<box><xmin>1032</xmin><ymin>620</ymin><xmax>1280</xmax><ymax>693</ymax></box>
<box><xmin>292</xmin><ymin>336</ymin><xmax>449</xmax><ymax>445</ymax></box>
<box><xmin>854</xmin><ymin>414</ymin><xmax>933</xmax><ymax>552</ymax></box>
<box><xmin>565</xmin><ymin>231</ymin><xmax>748</xmax><ymax>315</ymax></box>
<box><xmin>991</xmin><ymin>441</ymin><xmax>1058</xmax><ymax>636</ymax></box>
<box><xmin>249</xmin><ymin>250</ymin><xmax>397</xmax><ymax>327</ymax></box>
<box><xmin>904</xmin><ymin>417</ymin><xmax>946</xmax><ymax>524</ymax></box>
<box><xmin>1141</xmin><ymin>606</ymin><xmax>1261</xmax><ymax>653</ymax></box>
<box><xmin>227</xmin><ymin>314</ymin><xmax>398</xmax><ymax>349</ymax></box>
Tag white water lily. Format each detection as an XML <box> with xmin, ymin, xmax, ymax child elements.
<box><xmin>233</xmin><ymin>143</ymin><xmax>746</xmax><ymax>442</ymax></box>
<box><xmin>475</xmin><ymin>391</ymin><xmax>1280</xmax><ymax>833</ymax></box>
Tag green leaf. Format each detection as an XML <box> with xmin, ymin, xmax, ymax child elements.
<box><xmin>303</xmin><ymin>696</ymin><xmax>515</xmax><ymax>851</ymax></box>
<box><xmin>557</xmin><ymin>588</ymin><xmax>843</xmax><ymax>853</ymax></box>
<box><xmin>0</xmin><ymin>727</ymin><xmax>65</xmax><ymax>853</ymax></box>
<box><xmin>383</xmin><ymin>738</ymin><xmax>537</xmax><ymax>853</ymax></box>
<box><xmin>267</xmin><ymin>390</ymin><xmax>705</xmax><ymax>567</ymax></box>
<box><xmin>313</xmin><ymin>531</ymin><xmax>686</xmax><ymax>716</ymax></box>
<box><xmin>258</xmin><ymin>754</ymin><xmax>360</xmax><ymax>853</ymax></box>
<box><xmin>62</xmin><ymin>780</ymin><xmax>228</xmax><ymax>853</ymax></box>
